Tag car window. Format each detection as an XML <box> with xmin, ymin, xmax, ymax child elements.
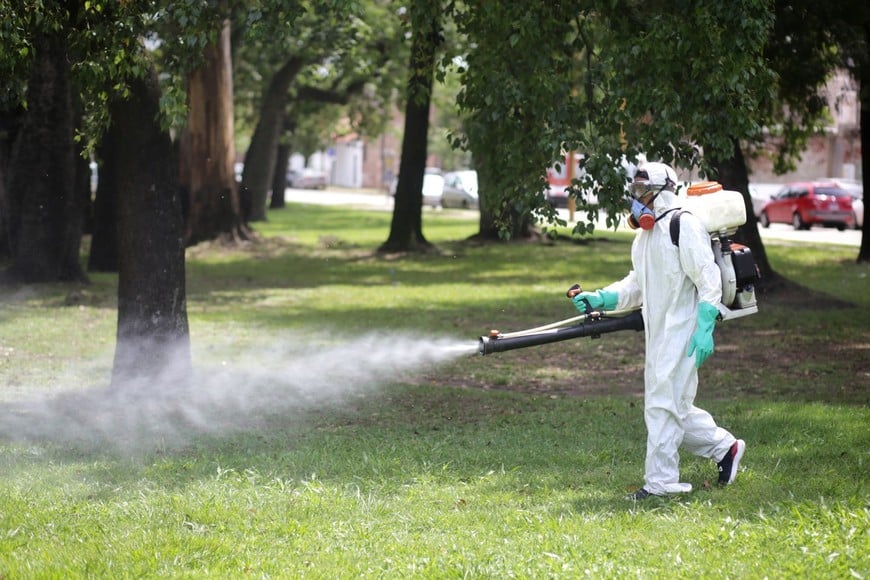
<box><xmin>814</xmin><ymin>187</ymin><xmax>849</xmax><ymax>197</ymax></box>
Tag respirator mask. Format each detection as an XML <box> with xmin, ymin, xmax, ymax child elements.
<box><xmin>629</xmin><ymin>197</ymin><xmax>657</xmax><ymax>230</ymax></box>
<box><xmin>626</xmin><ymin>165</ymin><xmax>676</xmax><ymax>230</ymax></box>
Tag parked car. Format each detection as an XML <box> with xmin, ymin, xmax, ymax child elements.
<box><xmin>389</xmin><ymin>167</ymin><xmax>442</xmax><ymax>198</ymax></box>
<box><xmin>748</xmin><ymin>183</ymin><xmax>784</xmax><ymax>217</ymax></box>
<box><xmin>545</xmin><ymin>152</ymin><xmax>586</xmax><ymax>208</ymax></box>
<box><xmin>825</xmin><ymin>178</ymin><xmax>863</xmax><ymax>229</ymax></box>
<box><xmin>759</xmin><ymin>181</ymin><xmax>855</xmax><ymax>231</ymax></box>
<box><xmin>853</xmin><ymin>196</ymin><xmax>864</xmax><ymax>229</ymax></box>
<box><xmin>440</xmin><ymin>170</ymin><xmax>478</xmax><ymax>209</ymax></box>
<box><xmin>286</xmin><ymin>168</ymin><xmax>328</xmax><ymax>189</ymax></box>
<box><xmin>422</xmin><ymin>173</ymin><xmax>445</xmax><ymax>208</ymax></box>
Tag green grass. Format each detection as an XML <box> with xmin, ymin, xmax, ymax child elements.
<box><xmin>0</xmin><ymin>204</ymin><xmax>868</xmax><ymax>578</ymax></box>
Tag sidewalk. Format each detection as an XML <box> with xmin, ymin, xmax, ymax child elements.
<box><xmin>287</xmin><ymin>187</ymin><xmax>861</xmax><ymax>248</ymax></box>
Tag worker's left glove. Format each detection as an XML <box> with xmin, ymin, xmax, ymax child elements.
<box><xmin>687</xmin><ymin>301</ymin><xmax>720</xmax><ymax>368</ymax></box>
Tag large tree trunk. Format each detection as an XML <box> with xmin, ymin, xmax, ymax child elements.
<box><xmin>241</xmin><ymin>57</ymin><xmax>305</xmax><ymax>222</ymax></box>
<box><xmin>714</xmin><ymin>138</ymin><xmax>778</xmax><ymax>285</ymax></box>
<box><xmin>473</xmin><ymin>156</ymin><xmax>535</xmax><ymax>240</ymax></box>
<box><xmin>0</xmin><ymin>108</ymin><xmax>22</xmax><ymax>261</ymax></box>
<box><xmin>110</xmin><ymin>67</ymin><xmax>190</xmax><ymax>389</ymax></box>
<box><xmin>183</xmin><ymin>18</ymin><xmax>248</xmax><ymax>246</ymax></box>
<box><xmin>2</xmin><ymin>28</ymin><xmax>87</xmax><ymax>283</ymax></box>
<box><xmin>379</xmin><ymin>6</ymin><xmax>440</xmax><ymax>253</ymax></box>
<box><xmin>87</xmin><ymin>128</ymin><xmax>121</xmax><ymax>271</ymax></box>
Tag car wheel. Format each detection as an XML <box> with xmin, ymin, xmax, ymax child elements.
<box><xmin>836</xmin><ymin>223</ymin><xmax>846</xmax><ymax>231</ymax></box>
<box><xmin>792</xmin><ymin>212</ymin><xmax>806</xmax><ymax>230</ymax></box>
<box><xmin>759</xmin><ymin>211</ymin><xmax>770</xmax><ymax>228</ymax></box>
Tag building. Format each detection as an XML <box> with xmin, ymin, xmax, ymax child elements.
<box><xmin>748</xmin><ymin>69</ymin><xmax>862</xmax><ymax>182</ymax></box>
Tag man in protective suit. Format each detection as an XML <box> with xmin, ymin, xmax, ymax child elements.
<box><xmin>572</xmin><ymin>161</ymin><xmax>745</xmax><ymax>499</ymax></box>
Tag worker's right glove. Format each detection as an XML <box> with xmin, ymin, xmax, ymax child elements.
<box><xmin>572</xmin><ymin>289</ymin><xmax>618</xmax><ymax>314</ymax></box>
<box><xmin>687</xmin><ymin>301</ymin><xmax>720</xmax><ymax>367</ymax></box>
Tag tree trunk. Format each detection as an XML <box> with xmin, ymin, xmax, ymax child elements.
<box><xmin>714</xmin><ymin>138</ymin><xmax>778</xmax><ymax>284</ymax></box>
<box><xmin>110</xmin><ymin>67</ymin><xmax>190</xmax><ymax>389</ymax></box>
<box><xmin>183</xmin><ymin>18</ymin><xmax>248</xmax><ymax>246</ymax></box>
<box><xmin>0</xmin><ymin>108</ymin><xmax>22</xmax><ymax>261</ymax></box>
<box><xmin>87</xmin><ymin>129</ymin><xmax>120</xmax><ymax>271</ymax></box>
<box><xmin>270</xmin><ymin>141</ymin><xmax>290</xmax><ymax>210</ymax></box>
<box><xmin>2</xmin><ymin>28</ymin><xmax>87</xmax><ymax>283</ymax></box>
<box><xmin>379</xmin><ymin>7</ymin><xmax>440</xmax><ymax>253</ymax></box>
<box><xmin>471</xmin><ymin>152</ymin><xmax>534</xmax><ymax>241</ymax></box>
<box><xmin>74</xmin><ymin>133</ymin><xmax>93</xmax><ymax>237</ymax></box>
<box><xmin>241</xmin><ymin>56</ymin><xmax>305</xmax><ymax>222</ymax></box>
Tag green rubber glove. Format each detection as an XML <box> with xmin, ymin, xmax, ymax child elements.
<box><xmin>572</xmin><ymin>289</ymin><xmax>618</xmax><ymax>314</ymax></box>
<box><xmin>687</xmin><ymin>301</ymin><xmax>720</xmax><ymax>367</ymax></box>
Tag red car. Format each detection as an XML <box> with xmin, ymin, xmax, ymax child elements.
<box><xmin>759</xmin><ymin>181</ymin><xmax>855</xmax><ymax>231</ymax></box>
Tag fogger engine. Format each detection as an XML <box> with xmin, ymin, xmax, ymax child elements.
<box><xmin>673</xmin><ymin>182</ymin><xmax>761</xmax><ymax>320</ymax></box>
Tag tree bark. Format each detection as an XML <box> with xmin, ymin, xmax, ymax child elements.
<box><xmin>475</xmin><ymin>186</ymin><xmax>535</xmax><ymax>241</ymax></box>
<box><xmin>183</xmin><ymin>18</ymin><xmax>249</xmax><ymax>246</ymax></box>
<box><xmin>474</xmin><ymin>154</ymin><xmax>535</xmax><ymax>241</ymax></box>
<box><xmin>714</xmin><ymin>138</ymin><xmax>778</xmax><ymax>284</ymax></box>
<box><xmin>270</xmin><ymin>140</ymin><xmax>291</xmax><ymax>210</ymax></box>
<box><xmin>110</xmin><ymin>67</ymin><xmax>190</xmax><ymax>389</ymax></box>
<box><xmin>241</xmin><ymin>56</ymin><xmax>305</xmax><ymax>222</ymax></box>
<box><xmin>2</xmin><ymin>28</ymin><xmax>87</xmax><ymax>283</ymax></box>
<box><xmin>0</xmin><ymin>108</ymin><xmax>22</xmax><ymax>261</ymax></box>
<box><xmin>379</xmin><ymin>7</ymin><xmax>440</xmax><ymax>253</ymax></box>
<box><xmin>87</xmin><ymin>129</ymin><xmax>121</xmax><ymax>271</ymax></box>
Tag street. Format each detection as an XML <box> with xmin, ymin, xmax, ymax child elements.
<box><xmin>284</xmin><ymin>187</ymin><xmax>862</xmax><ymax>248</ymax></box>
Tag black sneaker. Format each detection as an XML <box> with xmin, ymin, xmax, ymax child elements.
<box><xmin>717</xmin><ymin>439</ymin><xmax>746</xmax><ymax>485</ymax></box>
<box><xmin>625</xmin><ymin>488</ymin><xmax>657</xmax><ymax>500</ymax></box>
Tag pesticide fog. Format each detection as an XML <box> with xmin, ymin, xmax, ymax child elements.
<box><xmin>0</xmin><ymin>332</ymin><xmax>478</xmax><ymax>453</ymax></box>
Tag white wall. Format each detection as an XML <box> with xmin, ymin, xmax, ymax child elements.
<box><xmin>331</xmin><ymin>141</ymin><xmax>364</xmax><ymax>188</ymax></box>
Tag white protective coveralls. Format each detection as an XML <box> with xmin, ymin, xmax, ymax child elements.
<box><xmin>605</xmin><ymin>188</ymin><xmax>737</xmax><ymax>495</ymax></box>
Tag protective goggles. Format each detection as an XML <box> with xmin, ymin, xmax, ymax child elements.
<box><xmin>629</xmin><ymin>179</ymin><xmax>673</xmax><ymax>199</ymax></box>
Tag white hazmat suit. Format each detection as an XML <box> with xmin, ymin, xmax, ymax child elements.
<box><xmin>604</xmin><ymin>177</ymin><xmax>737</xmax><ymax>495</ymax></box>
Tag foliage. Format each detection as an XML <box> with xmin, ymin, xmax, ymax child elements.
<box><xmin>232</xmin><ymin>0</ymin><xmax>401</xmax><ymax>150</ymax></box>
<box><xmin>453</xmin><ymin>1</ymin><xmax>779</xmax><ymax>238</ymax></box>
<box><xmin>454</xmin><ymin>2</ymin><xmax>586</xmax><ymax>235</ymax></box>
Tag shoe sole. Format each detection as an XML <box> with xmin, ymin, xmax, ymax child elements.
<box><xmin>724</xmin><ymin>439</ymin><xmax>746</xmax><ymax>484</ymax></box>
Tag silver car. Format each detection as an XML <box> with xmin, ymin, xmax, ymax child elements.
<box><xmin>749</xmin><ymin>183</ymin><xmax>785</xmax><ymax>217</ymax></box>
<box><xmin>826</xmin><ymin>178</ymin><xmax>863</xmax><ymax>229</ymax></box>
<box><xmin>286</xmin><ymin>168</ymin><xmax>328</xmax><ymax>190</ymax></box>
<box><xmin>441</xmin><ymin>170</ymin><xmax>479</xmax><ymax>209</ymax></box>
<box><xmin>422</xmin><ymin>173</ymin><xmax>445</xmax><ymax>208</ymax></box>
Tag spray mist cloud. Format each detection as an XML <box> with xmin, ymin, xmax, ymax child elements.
<box><xmin>0</xmin><ymin>331</ymin><xmax>478</xmax><ymax>453</ymax></box>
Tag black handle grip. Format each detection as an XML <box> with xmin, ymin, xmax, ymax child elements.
<box><xmin>566</xmin><ymin>283</ymin><xmax>582</xmax><ymax>298</ymax></box>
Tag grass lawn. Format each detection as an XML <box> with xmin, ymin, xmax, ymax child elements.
<box><xmin>0</xmin><ymin>203</ymin><xmax>867</xmax><ymax>578</ymax></box>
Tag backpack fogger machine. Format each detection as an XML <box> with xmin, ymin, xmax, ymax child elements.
<box><xmin>478</xmin><ymin>182</ymin><xmax>760</xmax><ymax>356</ymax></box>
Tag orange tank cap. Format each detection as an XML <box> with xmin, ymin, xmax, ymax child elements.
<box><xmin>687</xmin><ymin>181</ymin><xmax>723</xmax><ymax>196</ymax></box>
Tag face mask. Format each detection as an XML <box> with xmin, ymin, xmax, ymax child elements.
<box><xmin>629</xmin><ymin>198</ymin><xmax>656</xmax><ymax>230</ymax></box>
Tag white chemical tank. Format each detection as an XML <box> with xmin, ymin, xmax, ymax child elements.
<box><xmin>680</xmin><ymin>181</ymin><xmax>746</xmax><ymax>235</ymax></box>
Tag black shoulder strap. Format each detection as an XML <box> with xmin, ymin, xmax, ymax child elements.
<box><xmin>669</xmin><ymin>210</ymin><xmax>685</xmax><ymax>247</ymax></box>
